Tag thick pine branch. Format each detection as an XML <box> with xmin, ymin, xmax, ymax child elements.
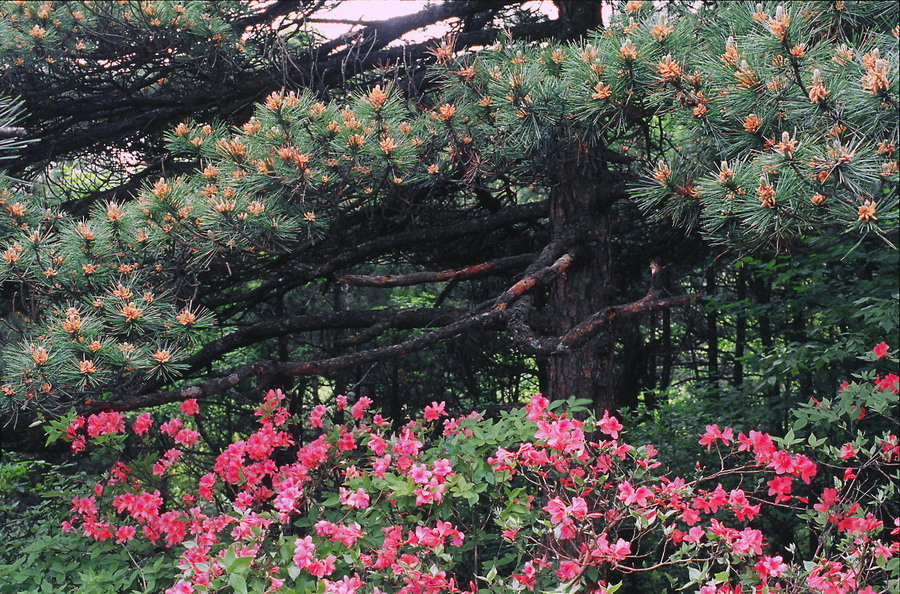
<box><xmin>315</xmin><ymin>1</ymin><xmax>520</xmax><ymax>56</ymax></box>
<box><xmin>492</xmin><ymin>254</ymin><xmax>574</xmax><ymax>311</ymax></box>
<box><xmin>85</xmin><ymin>243</ymin><xmax>578</xmax><ymax>413</ymax></box>
<box><xmin>558</xmin><ymin>293</ymin><xmax>699</xmax><ymax>351</ymax></box>
<box><xmin>169</xmin><ymin>308</ymin><xmax>465</xmax><ymax>381</ymax></box>
<box><xmin>87</xmin><ymin>309</ymin><xmax>509</xmax><ymax>413</ymax></box>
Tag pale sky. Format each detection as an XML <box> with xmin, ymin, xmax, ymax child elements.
<box><xmin>309</xmin><ymin>0</ymin><xmax>559</xmax><ymax>43</ymax></box>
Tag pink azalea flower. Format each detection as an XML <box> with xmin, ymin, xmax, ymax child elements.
<box><xmin>409</xmin><ymin>464</ymin><xmax>433</xmax><ymax>485</ymax></box>
<box><xmin>556</xmin><ymin>559</ymin><xmax>582</xmax><ymax>580</ymax></box>
<box><xmin>309</xmin><ymin>405</ymin><xmax>328</xmax><ymax>428</ymax></box>
<box><xmin>791</xmin><ymin>453</ymin><xmax>817</xmax><ymax>484</ymax></box>
<box><xmin>350</xmin><ymin>396</ymin><xmax>372</xmax><ymax>421</ymax></box>
<box><xmin>132</xmin><ymin>413</ymin><xmax>153</xmax><ymax>436</ymax></box>
<box><xmin>543</xmin><ymin>497</ymin><xmax>568</xmax><ymax>524</ymax></box>
<box><xmin>755</xmin><ymin>554</ymin><xmax>788</xmax><ymax>579</ymax></box>
<box><xmin>524</xmin><ymin>394</ymin><xmax>549</xmax><ymax>422</ymax></box>
<box><xmin>337</xmin><ymin>430</ymin><xmax>356</xmax><ymax>452</ymax></box>
<box><xmin>307</xmin><ymin>555</ymin><xmax>336</xmax><ymax>578</ymax></box>
<box><xmin>431</xmin><ymin>458</ymin><xmax>453</xmax><ymax>479</ymax></box>
<box><xmin>598</xmin><ymin>410</ymin><xmax>623</xmax><ymax>439</ymax></box>
<box><xmin>324</xmin><ymin>575</ymin><xmax>364</xmax><ymax>594</ymax></box>
<box><xmin>683</xmin><ymin>526</ymin><xmax>704</xmax><ymax>543</ymax></box>
<box><xmin>770</xmin><ymin>450</ymin><xmax>794</xmax><ymax>474</ymax></box>
<box><xmin>617</xmin><ymin>481</ymin><xmax>652</xmax><ymax>507</ymax></box>
<box><xmin>179</xmin><ymin>398</ymin><xmax>199</xmax><ymax>416</ymax></box>
<box><xmin>568</xmin><ymin>496</ymin><xmax>588</xmax><ymax>519</ymax></box>
<box><xmin>372</xmin><ymin>454</ymin><xmax>391</xmax><ymax>478</ymax></box>
<box><xmin>534</xmin><ymin>418</ymin><xmax>585</xmax><ymax>453</ymax></box>
<box><xmin>699</xmin><ymin>424</ymin><xmax>733</xmax><ymax>450</ymax></box>
<box><xmin>339</xmin><ymin>487</ymin><xmax>370</xmax><ymax>509</ymax></box>
<box><xmin>876</xmin><ymin>373</ymin><xmax>899</xmax><ymax>393</ymax></box>
<box><xmin>293</xmin><ymin>536</ymin><xmax>316</xmax><ymax>568</ymax></box>
<box><xmin>731</xmin><ymin>527</ymin><xmax>763</xmax><ymax>555</ymax></box>
<box><xmin>367</xmin><ymin>433</ymin><xmax>387</xmax><ymax>456</ymax></box>
<box><xmin>423</xmin><ymin>401</ymin><xmax>447</xmax><ymax>421</ymax></box>
<box><xmin>174</xmin><ymin>428</ymin><xmax>200</xmax><ymax>448</ymax></box>
<box><xmin>198</xmin><ymin>473</ymin><xmax>216</xmax><ymax>500</ymax></box>
<box><xmin>114</xmin><ymin>525</ymin><xmax>136</xmax><ymax>544</ymax></box>
<box><xmin>159</xmin><ymin>417</ymin><xmax>184</xmax><ymax>437</ymax></box>
<box><xmin>767</xmin><ymin>476</ymin><xmax>793</xmax><ymax>503</ymax></box>
<box><xmin>86</xmin><ymin>411</ymin><xmax>125</xmax><ymax>438</ymax></box>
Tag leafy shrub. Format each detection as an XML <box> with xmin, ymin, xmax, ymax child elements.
<box><xmin>50</xmin><ymin>344</ymin><xmax>898</xmax><ymax>593</ymax></box>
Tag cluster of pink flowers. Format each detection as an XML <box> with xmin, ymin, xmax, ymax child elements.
<box><xmin>56</xmin><ymin>341</ymin><xmax>899</xmax><ymax>593</ymax></box>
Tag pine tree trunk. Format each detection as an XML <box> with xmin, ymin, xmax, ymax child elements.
<box><xmin>734</xmin><ymin>264</ymin><xmax>746</xmax><ymax>385</ymax></box>
<box><xmin>553</xmin><ymin>1</ymin><xmax>604</xmax><ymax>40</ymax></box>
<box><xmin>545</xmin><ymin>157</ymin><xmax>617</xmax><ymax>413</ymax></box>
<box><xmin>543</xmin><ymin>1</ymin><xmax>615</xmax><ymax>421</ymax></box>
<box><xmin>661</xmin><ymin>309</ymin><xmax>672</xmax><ymax>389</ymax></box>
<box><xmin>706</xmin><ymin>269</ymin><xmax>718</xmax><ymax>377</ymax></box>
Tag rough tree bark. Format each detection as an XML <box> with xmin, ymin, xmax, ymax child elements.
<box><xmin>546</xmin><ymin>154</ymin><xmax>616</xmax><ymax>413</ymax></box>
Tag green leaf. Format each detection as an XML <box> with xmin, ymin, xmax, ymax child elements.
<box><xmin>228</xmin><ymin>572</ymin><xmax>249</xmax><ymax>594</ymax></box>
<box><xmin>222</xmin><ymin>547</ymin><xmax>237</xmax><ymax>570</ymax></box>
<box><xmin>230</xmin><ymin>555</ymin><xmax>253</xmax><ymax>576</ymax></box>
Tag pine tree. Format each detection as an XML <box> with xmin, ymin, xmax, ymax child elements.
<box><xmin>0</xmin><ymin>1</ymin><xmax>896</xmax><ymax>451</ymax></box>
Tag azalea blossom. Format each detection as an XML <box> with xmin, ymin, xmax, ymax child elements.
<box><xmin>699</xmin><ymin>424</ymin><xmax>734</xmax><ymax>450</ymax></box>
<box><xmin>598</xmin><ymin>410</ymin><xmax>623</xmax><ymax>439</ymax></box>
<box><xmin>423</xmin><ymin>401</ymin><xmax>447</xmax><ymax>421</ymax></box>
<box><xmin>87</xmin><ymin>411</ymin><xmax>125</xmax><ymax>438</ymax></box>
<box><xmin>617</xmin><ymin>481</ymin><xmax>652</xmax><ymax>507</ymax></box>
<box><xmin>755</xmin><ymin>555</ymin><xmax>788</xmax><ymax>580</ymax></box>
<box><xmin>132</xmin><ymin>413</ymin><xmax>153</xmax><ymax>436</ymax></box>
<box><xmin>339</xmin><ymin>487</ymin><xmax>370</xmax><ymax>509</ymax></box>
<box><xmin>179</xmin><ymin>398</ymin><xmax>199</xmax><ymax>416</ymax></box>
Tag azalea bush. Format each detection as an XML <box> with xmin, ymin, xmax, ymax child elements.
<box><xmin>0</xmin><ymin>457</ymin><xmax>175</xmax><ymax>594</ymax></box>
<box><xmin>48</xmin><ymin>343</ymin><xmax>898</xmax><ymax>594</ymax></box>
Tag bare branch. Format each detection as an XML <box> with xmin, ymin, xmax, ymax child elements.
<box><xmin>315</xmin><ymin>1</ymin><xmax>521</xmax><ymax>56</ymax></box>
<box><xmin>218</xmin><ymin>200</ymin><xmax>549</xmax><ymax>319</ymax></box>
<box><xmin>278</xmin><ymin>309</ymin><xmax>507</xmax><ymax>375</ymax></box>
<box><xmin>134</xmin><ymin>307</ymin><xmax>468</xmax><ymax>396</ymax></box>
<box><xmin>89</xmin><ymin>309</ymin><xmax>508</xmax><ymax>412</ymax></box>
<box><xmin>557</xmin><ymin>293</ymin><xmax>699</xmax><ymax>351</ymax></box>
<box><xmin>492</xmin><ymin>254</ymin><xmax>574</xmax><ymax>311</ymax></box>
<box><xmin>340</xmin><ymin>253</ymin><xmax>536</xmax><ymax>287</ymax></box>
<box><xmin>507</xmin><ymin>264</ymin><xmax>701</xmax><ymax>354</ymax></box>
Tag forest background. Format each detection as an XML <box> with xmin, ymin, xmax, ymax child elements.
<box><xmin>0</xmin><ymin>1</ymin><xmax>896</xmax><ymax>592</ymax></box>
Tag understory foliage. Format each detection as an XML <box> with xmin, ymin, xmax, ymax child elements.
<box><xmin>43</xmin><ymin>340</ymin><xmax>898</xmax><ymax>594</ymax></box>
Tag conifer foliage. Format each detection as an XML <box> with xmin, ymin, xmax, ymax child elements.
<box><xmin>631</xmin><ymin>1</ymin><xmax>898</xmax><ymax>247</ymax></box>
<box><xmin>0</xmin><ymin>1</ymin><xmax>897</xmax><ymax>442</ymax></box>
